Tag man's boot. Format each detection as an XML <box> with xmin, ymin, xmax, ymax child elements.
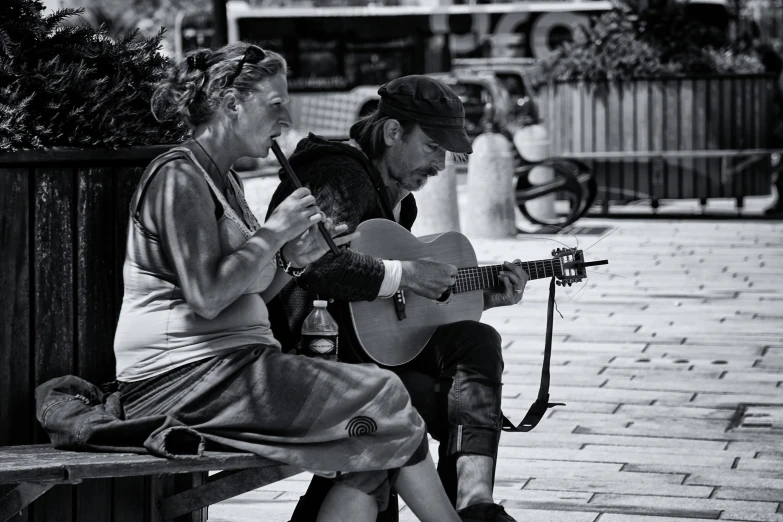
<box><xmin>457</xmin><ymin>502</ymin><xmax>517</xmax><ymax>522</ymax></box>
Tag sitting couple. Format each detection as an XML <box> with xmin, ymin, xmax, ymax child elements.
<box><xmin>115</xmin><ymin>41</ymin><xmax>528</xmax><ymax>522</ymax></box>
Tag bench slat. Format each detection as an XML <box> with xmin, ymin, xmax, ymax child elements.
<box><xmin>158</xmin><ymin>464</ymin><xmax>300</xmax><ymax>520</ymax></box>
<box><xmin>0</xmin><ymin>445</ymin><xmax>283</xmax><ymax>484</ymax></box>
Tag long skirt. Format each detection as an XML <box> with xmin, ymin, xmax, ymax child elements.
<box><xmin>119</xmin><ymin>344</ymin><xmax>428</xmax><ymax>508</ymax></box>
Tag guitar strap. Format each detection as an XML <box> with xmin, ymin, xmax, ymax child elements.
<box><xmin>501</xmin><ymin>277</ymin><xmax>565</xmax><ymax>432</ymax></box>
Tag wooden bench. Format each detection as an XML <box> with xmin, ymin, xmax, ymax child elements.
<box><xmin>0</xmin><ymin>445</ymin><xmax>300</xmax><ymax>522</ymax></box>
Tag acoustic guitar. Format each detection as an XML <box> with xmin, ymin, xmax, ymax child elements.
<box><xmin>348</xmin><ymin>219</ymin><xmax>600</xmax><ymax>366</ymax></box>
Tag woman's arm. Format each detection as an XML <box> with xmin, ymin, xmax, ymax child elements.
<box><xmin>146</xmin><ymin>162</ymin><xmax>319</xmax><ymax>319</ymax></box>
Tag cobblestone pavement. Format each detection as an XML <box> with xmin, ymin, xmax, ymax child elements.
<box><xmin>211</xmin><ymin>178</ymin><xmax>783</xmax><ymax>521</ymax></box>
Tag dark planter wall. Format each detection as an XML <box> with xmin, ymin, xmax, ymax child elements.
<box><xmin>0</xmin><ymin>146</ymin><xmax>206</xmax><ymax>522</ymax></box>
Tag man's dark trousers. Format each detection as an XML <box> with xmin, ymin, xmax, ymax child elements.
<box><xmin>289</xmin><ymin>320</ymin><xmax>505</xmax><ymax>521</ymax></box>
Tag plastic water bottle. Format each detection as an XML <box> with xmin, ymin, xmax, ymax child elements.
<box><xmin>301</xmin><ymin>300</ymin><xmax>339</xmax><ymax>361</ymax></box>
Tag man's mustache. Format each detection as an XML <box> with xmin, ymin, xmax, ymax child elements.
<box><xmin>415</xmin><ymin>168</ymin><xmax>438</xmax><ymax>178</ymax></box>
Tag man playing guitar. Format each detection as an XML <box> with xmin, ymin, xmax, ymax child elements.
<box><xmin>267</xmin><ymin>75</ymin><xmax>529</xmax><ymax>522</ymax></box>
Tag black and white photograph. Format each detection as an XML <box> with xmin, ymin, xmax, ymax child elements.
<box><xmin>1</xmin><ymin>0</ymin><xmax>782</xmax><ymax>520</ymax></box>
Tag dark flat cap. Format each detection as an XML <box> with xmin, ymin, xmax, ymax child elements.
<box><xmin>378</xmin><ymin>75</ymin><xmax>472</xmax><ymax>154</ymax></box>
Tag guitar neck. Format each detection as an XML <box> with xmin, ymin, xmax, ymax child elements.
<box><xmin>454</xmin><ymin>259</ymin><xmax>561</xmax><ymax>293</ymax></box>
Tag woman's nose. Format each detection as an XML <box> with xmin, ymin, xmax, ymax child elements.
<box><xmin>279</xmin><ymin>106</ymin><xmax>292</xmax><ymax>127</ymax></box>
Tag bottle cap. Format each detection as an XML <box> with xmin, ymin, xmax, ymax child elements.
<box><xmin>313</xmin><ymin>300</ymin><xmax>328</xmax><ymax>307</ymax></box>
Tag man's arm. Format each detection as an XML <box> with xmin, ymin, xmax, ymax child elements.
<box><xmin>287</xmin><ymin>154</ymin><xmax>459</xmax><ymax>302</ymax></box>
<box><xmin>294</xmin><ymin>155</ymin><xmax>387</xmax><ymax>302</ymax></box>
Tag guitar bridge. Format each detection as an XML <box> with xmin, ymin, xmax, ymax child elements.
<box><xmin>394</xmin><ymin>290</ymin><xmax>406</xmax><ymax>321</ymax></box>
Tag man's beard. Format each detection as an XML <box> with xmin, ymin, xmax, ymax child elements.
<box><xmin>399</xmin><ymin>167</ymin><xmax>438</xmax><ymax>192</ymax></box>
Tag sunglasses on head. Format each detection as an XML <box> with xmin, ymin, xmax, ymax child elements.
<box><xmin>225</xmin><ymin>45</ymin><xmax>267</xmax><ymax>87</ymax></box>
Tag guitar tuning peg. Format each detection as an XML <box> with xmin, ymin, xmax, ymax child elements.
<box><xmin>551</xmin><ymin>249</ymin><xmax>556</xmax><ymax>256</ymax></box>
<box><xmin>555</xmin><ymin>280</ymin><xmax>561</xmax><ymax>286</ymax></box>
<box><xmin>567</xmin><ymin>282</ymin><xmax>572</xmax><ymax>287</ymax></box>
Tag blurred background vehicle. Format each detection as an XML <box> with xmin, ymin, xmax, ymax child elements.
<box><xmin>426</xmin><ymin>70</ymin><xmax>512</xmax><ymax>138</ymax></box>
<box><xmin>451</xmin><ymin>57</ymin><xmax>541</xmax><ymax>128</ymax></box>
<box><xmin>175</xmin><ymin>0</ymin><xmax>611</xmax><ymax>138</ymax></box>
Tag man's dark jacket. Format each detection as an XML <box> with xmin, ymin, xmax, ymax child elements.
<box><xmin>266</xmin><ymin>133</ymin><xmax>417</xmax><ymax>362</ymax></box>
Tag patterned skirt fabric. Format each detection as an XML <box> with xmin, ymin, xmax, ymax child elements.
<box><xmin>119</xmin><ymin>345</ymin><xmax>428</xmax><ymax>507</ymax></box>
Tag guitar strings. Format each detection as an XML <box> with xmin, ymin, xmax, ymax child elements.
<box><xmin>566</xmin><ymin>279</ymin><xmax>590</xmax><ymax>302</ymax></box>
<box><xmin>585</xmin><ymin>269</ymin><xmax>629</xmax><ymax>279</ymax></box>
<box><xmin>463</xmin><ymin>224</ymin><xmax>626</xmax><ymax>303</ymax></box>
<box><xmin>520</xmin><ymin>224</ymin><xmax>629</xmax><ymax>303</ymax></box>
<box><xmin>583</xmin><ymin>226</ymin><xmax>619</xmax><ymax>252</ymax></box>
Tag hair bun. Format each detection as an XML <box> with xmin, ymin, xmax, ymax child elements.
<box><xmin>186</xmin><ymin>51</ymin><xmax>210</xmax><ymax>71</ymax></box>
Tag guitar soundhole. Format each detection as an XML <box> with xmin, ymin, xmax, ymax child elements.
<box><xmin>434</xmin><ymin>289</ymin><xmax>452</xmax><ymax>305</ymax></box>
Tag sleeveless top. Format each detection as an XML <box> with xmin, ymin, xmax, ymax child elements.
<box><xmin>114</xmin><ymin>147</ymin><xmax>279</xmax><ymax>382</ymax></box>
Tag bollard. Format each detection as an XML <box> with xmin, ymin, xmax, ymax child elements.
<box><xmin>462</xmin><ymin>132</ymin><xmax>517</xmax><ymax>238</ymax></box>
<box><xmin>513</xmin><ymin>124</ymin><xmax>556</xmax><ymax>222</ymax></box>
<box><xmin>411</xmin><ymin>153</ymin><xmax>461</xmax><ymax>236</ymax></box>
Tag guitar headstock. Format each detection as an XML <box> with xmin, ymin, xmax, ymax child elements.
<box><xmin>551</xmin><ymin>248</ymin><xmax>586</xmax><ymax>287</ymax></box>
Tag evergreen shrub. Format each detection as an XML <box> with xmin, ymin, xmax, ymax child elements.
<box><xmin>531</xmin><ymin>2</ymin><xmax>765</xmax><ymax>87</ymax></box>
<box><xmin>0</xmin><ymin>0</ymin><xmax>188</xmax><ymax>152</ymax></box>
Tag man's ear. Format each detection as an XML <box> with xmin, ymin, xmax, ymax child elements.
<box><xmin>382</xmin><ymin>119</ymin><xmax>403</xmax><ymax>146</ymax></box>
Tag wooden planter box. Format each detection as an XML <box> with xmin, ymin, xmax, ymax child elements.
<box><xmin>0</xmin><ymin>146</ymin><xmax>208</xmax><ymax>522</ymax></box>
<box><xmin>540</xmin><ymin>74</ymin><xmax>777</xmax><ymax>206</ymax></box>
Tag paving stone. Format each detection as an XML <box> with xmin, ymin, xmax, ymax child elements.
<box><xmin>501</xmin><ymin>350</ymin><xmax>619</xmax><ymax>366</ymax></box>
<box><xmin>580</xmin><ymin>443</ymin><xmax>753</xmax><ymax>458</ymax></box>
<box><xmin>690</xmin><ymin>393</ymin><xmax>783</xmax><ymax>409</ymax></box>
<box><xmin>502</xmin><ymin>370</ymin><xmax>608</xmax><ymax>387</ymax></box>
<box><xmin>641</xmin><ymin>468</ymin><xmax>783</xmax><ymax>488</ymax></box>
<box><xmin>608</xmin><ymin>355</ymin><xmax>761</xmax><ymax>370</ymax></box>
<box><xmin>210</xmin><ymin>502</ymin><xmax>299</xmax><ymax>522</ymax></box>
<box><xmin>587</xmin><ymin>493</ymin><xmax>783</xmax><ymax>521</ymax></box>
<box><xmin>600</xmin><ymin>513</ymin><xmax>715</xmax><ymax>522</ymax></box>
<box><xmin>500</xmin><ymin>498</ymin><xmax>720</xmax><ymax>519</ymax></box>
<box><xmin>500</xmin><ymin>432</ymin><xmax>727</xmax><ymax>452</ymax></box>
<box><xmin>503</xmin><ymin>384</ymin><xmax>694</xmax><ymax>404</ymax></box>
<box><xmin>494</xmin><ymin>459</ymin><xmax>623</xmax><ymax>478</ymax></box>
<box><xmin>614</xmin><ymin>404</ymin><xmax>736</xmax><ymax>421</ymax></box>
<box><xmin>494</xmin><ymin>487</ymin><xmax>594</xmax><ymax>502</ymax></box>
<box><xmin>523</xmin><ymin>477</ymin><xmax>713</xmax><ymax>498</ymax></box>
<box><xmin>720</xmin><ymin>371</ymin><xmax>783</xmax><ymax>383</ymax></box>
<box><xmin>713</xmin><ymin>487</ymin><xmax>783</xmax><ymax>502</ymax></box>
<box><xmin>575</xmin><ymin>422</ymin><xmax>783</xmax><ymax>443</ymax></box>
<box><xmin>503</xmin><ymin>400</ymin><xmax>618</xmax><ymax>415</ymax></box>
<box><xmin>728</xmin><ymin>442</ymin><xmax>783</xmax><ymax>455</ymax></box>
<box><xmin>735</xmin><ymin>459</ymin><xmax>783</xmax><ymax>474</ymax></box>
<box><xmin>644</xmin><ymin>344</ymin><xmax>767</xmax><ymax>357</ymax></box>
<box><xmin>551</xmin><ymin>411</ymin><xmax>730</xmax><ymax>432</ymax></box>
<box><xmin>602</xmin><ymin>377</ymin><xmax>780</xmax><ymax>395</ymax></box>
<box><xmin>498</xmin><ymin>447</ymin><xmax>737</xmax><ymax>468</ymax></box>
<box><xmin>603</xmin><ymin>367</ymin><xmax>728</xmax><ymax>379</ymax></box>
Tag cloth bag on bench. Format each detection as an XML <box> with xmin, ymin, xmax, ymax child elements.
<box><xmin>36</xmin><ymin>374</ymin><xmax>205</xmax><ymax>459</ymax></box>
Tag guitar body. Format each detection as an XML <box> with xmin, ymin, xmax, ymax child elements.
<box><xmin>348</xmin><ymin>219</ymin><xmax>485</xmax><ymax>366</ymax></box>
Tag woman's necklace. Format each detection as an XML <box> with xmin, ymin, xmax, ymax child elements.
<box><xmin>193</xmin><ymin>138</ymin><xmax>231</xmax><ymax>194</ymax></box>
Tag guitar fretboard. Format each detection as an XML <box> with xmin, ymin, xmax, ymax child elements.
<box><xmin>454</xmin><ymin>259</ymin><xmax>562</xmax><ymax>294</ymax></box>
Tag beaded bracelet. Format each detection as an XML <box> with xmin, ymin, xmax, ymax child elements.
<box><xmin>276</xmin><ymin>249</ymin><xmax>307</xmax><ymax>278</ymax></box>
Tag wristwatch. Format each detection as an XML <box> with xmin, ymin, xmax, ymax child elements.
<box><xmin>276</xmin><ymin>249</ymin><xmax>307</xmax><ymax>277</ymax></box>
